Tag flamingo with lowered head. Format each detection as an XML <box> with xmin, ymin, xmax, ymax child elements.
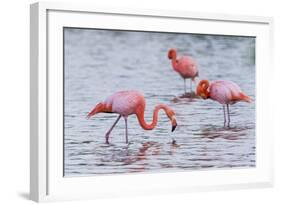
<box><xmin>168</xmin><ymin>48</ymin><xmax>199</xmax><ymax>93</ymax></box>
<box><xmin>87</xmin><ymin>90</ymin><xmax>177</xmax><ymax>144</ymax></box>
<box><xmin>196</xmin><ymin>79</ymin><xmax>252</xmax><ymax>127</ymax></box>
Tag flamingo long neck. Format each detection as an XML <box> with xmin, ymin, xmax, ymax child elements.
<box><xmin>171</xmin><ymin>55</ymin><xmax>179</xmax><ymax>71</ymax></box>
<box><xmin>136</xmin><ymin>104</ymin><xmax>169</xmax><ymax>130</ymax></box>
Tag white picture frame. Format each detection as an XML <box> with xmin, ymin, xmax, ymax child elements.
<box><xmin>30</xmin><ymin>1</ymin><xmax>274</xmax><ymax>202</ymax></box>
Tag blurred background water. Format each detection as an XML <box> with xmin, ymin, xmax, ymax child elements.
<box><xmin>64</xmin><ymin>28</ymin><xmax>255</xmax><ymax>176</ymax></box>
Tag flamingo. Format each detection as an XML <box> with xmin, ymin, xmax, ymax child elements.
<box><xmin>196</xmin><ymin>79</ymin><xmax>252</xmax><ymax>127</ymax></box>
<box><xmin>87</xmin><ymin>90</ymin><xmax>177</xmax><ymax>144</ymax></box>
<box><xmin>168</xmin><ymin>48</ymin><xmax>199</xmax><ymax>93</ymax></box>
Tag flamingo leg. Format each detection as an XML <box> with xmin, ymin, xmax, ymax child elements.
<box><xmin>223</xmin><ymin>105</ymin><xmax>226</xmax><ymax>127</ymax></box>
<box><xmin>105</xmin><ymin>114</ymin><xmax>121</xmax><ymax>144</ymax></box>
<box><xmin>184</xmin><ymin>79</ymin><xmax>187</xmax><ymax>94</ymax></box>
<box><xmin>124</xmin><ymin>117</ymin><xmax>128</xmax><ymax>144</ymax></box>
<box><xmin>226</xmin><ymin>104</ymin><xmax>230</xmax><ymax>127</ymax></box>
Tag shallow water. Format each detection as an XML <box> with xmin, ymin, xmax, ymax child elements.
<box><xmin>64</xmin><ymin>28</ymin><xmax>255</xmax><ymax>176</ymax></box>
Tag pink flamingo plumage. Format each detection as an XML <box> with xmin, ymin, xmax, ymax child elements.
<box><xmin>196</xmin><ymin>80</ymin><xmax>252</xmax><ymax>127</ymax></box>
<box><xmin>87</xmin><ymin>90</ymin><xmax>178</xmax><ymax>144</ymax></box>
<box><xmin>168</xmin><ymin>48</ymin><xmax>199</xmax><ymax>93</ymax></box>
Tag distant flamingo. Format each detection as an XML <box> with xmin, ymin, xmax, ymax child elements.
<box><xmin>196</xmin><ymin>80</ymin><xmax>252</xmax><ymax>127</ymax></box>
<box><xmin>168</xmin><ymin>48</ymin><xmax>199</xmax><ymax>93</ymax></box>
<box><xmin>87</xmin><ymin>90</ymin><xmax>177</xmax><ymax>144</ymax></box>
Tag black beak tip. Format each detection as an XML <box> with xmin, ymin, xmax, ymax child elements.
<box><xmin>171</xmin><ymin>124</ymin><xmax>177</xmax><ymax>132</ymax></box>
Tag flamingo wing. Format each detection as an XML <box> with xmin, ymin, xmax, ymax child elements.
<box><xmin>209</xmin><ymin>82</ymin><xmax>231</xmax><ymax>104</ymax></box>
<box><xmin>105</xmin><ymin>91</ymin><xmax>144</xmax><ymax>116</ymax></box>
<box><xmin>176</xmin><ymin>56</ymin><xmax>198</xmax><ymax>78</ymax></box>
<box><xmin>210</xmin><ymin>80</ymin><xmax>248</xmax><ymax>104</ymax></box>
<box><xmin>215</xmin><ymin>80</ymin><xmax>245</xmax><ymax>99</ymax></box>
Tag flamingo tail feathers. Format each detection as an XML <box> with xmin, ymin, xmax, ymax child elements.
<box><xmin>239</xmin><ymin>92</ymin><xmax>252</xmax><ymax>103</ymax></box>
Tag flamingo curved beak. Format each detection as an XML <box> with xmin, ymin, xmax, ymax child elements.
<box><xmin>171</xmin><ymin>115</ymin><xmax>177</xmax><ymax>132</ymax></box>
<box><xmin>172</xmin><ymin>124</ymin><xmax>177</xmax><ymax>132</ymax></box>
<box><xmin>200</xmin><ymin>93</ymin><xmax>206</xmax><ymax>99</ymax></box>
<box><xmin>197</xmin><ymin>92</ymin><xmax>207</xmax><ymax>99</ymax></box>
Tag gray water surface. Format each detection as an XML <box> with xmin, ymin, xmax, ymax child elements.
<box><xmin>64</xmin><ymin>28</ymin><xmax>255</xmax><ymax>176</ymax></box>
